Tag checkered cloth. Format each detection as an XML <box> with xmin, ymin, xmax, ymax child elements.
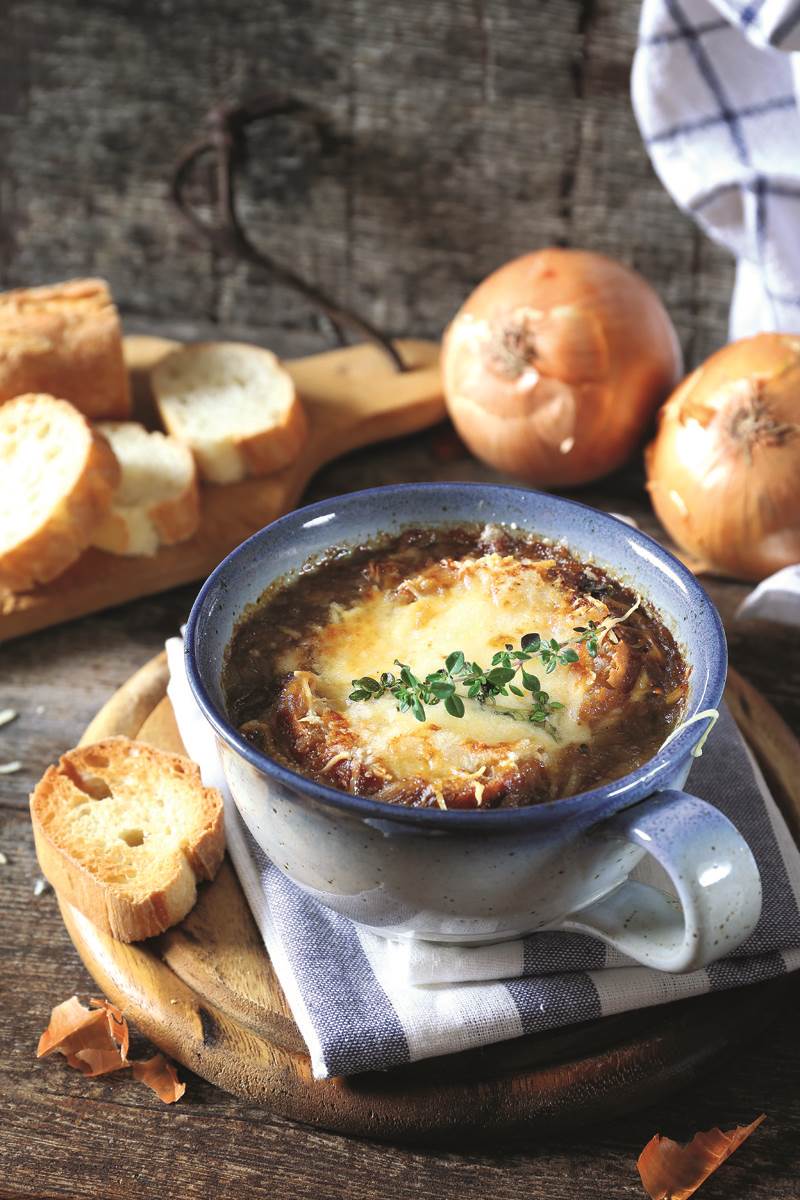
<box><xmin>633</xmin><ymin>0</ymin><xmax>800</xmax><ymax>337</ymax></box>
<box><xmin>166</xmin><ymin>637</ymin><xmax>800</xmax><ymax>1080</ymax></box>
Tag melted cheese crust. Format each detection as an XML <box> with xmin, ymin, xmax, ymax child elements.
<box><xmin>281</xmin><ymin>553</ymin><xmax>615</xmax><ymax>790</ymax></box>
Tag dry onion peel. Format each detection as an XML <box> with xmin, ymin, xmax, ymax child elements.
<box><xmin>442</xmin><ymin>248</ymin><xmax>682</xmax><ymax>486</ymax></box>
<box><xmin>132</xmin><ymin>1054</ymin><xmax>186</xmax><ymax>1103</ymax></box>
<box><xmin>37</xmin><ymin>994</ymin><xmax>184</xmax><ymax>1102</ymax></box>
<box><xmin>37</xmin><ymin>996</ymin><xmax>110</xmax><ymax>1058</ymax></box>
<box><xmin>637</xmin><ymin>1114</ymin><xmax>765</xmax><ymax>1199</ymax></box>
<box><xmin>91</xmin><ymin>996</ymin><xmax>129</xmax><ymax>1061</ymax></box>
<box><xmin>646</xmin><ymin>333</ymin><xmax>800</xmax><ymax>581</ymax></box>
<box><xmin>37</xmin><ymin>996</ymin><xmax>128</xmax><ymax>1076</ymax></box>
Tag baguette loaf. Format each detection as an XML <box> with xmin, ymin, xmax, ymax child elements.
<box><xmin>0</xmin><ymin>278</ymin><xmax>130</xmax><ymax>419</ymax></box>
<box><xmin>151</xmin><ymin>341</ymin><xmax>307</xmax><ymax>484</ymax></box>
<box><xmin>30</xmin><ymin>737</ymin><xmax>225</xmax><ymax>942</ymax></box>
<box><xmin>91</xmin><ymin>421</ymin><xmax>201</xmax><ymax>557</ymax></box>
<box><xmin>0</xmin><ymin>393</ymin><xmax>120</xmax><ymax>591</ymax></box>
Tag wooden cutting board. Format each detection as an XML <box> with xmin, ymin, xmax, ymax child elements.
<box><xmin>0</xmin><ymin>336</ymin><xmax>444</xmax><ymax>642</ymax></box>
<box><xmin>53</xmin><ymin>655</ymin><xmax>800</xmax><ymax>1145</ymax></box>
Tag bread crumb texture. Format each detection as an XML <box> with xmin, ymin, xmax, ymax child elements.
<box><xmin>152</xmin><ymin>341</ymin><xmax>306</xmax><ymax>483</ymax></box>
<box><xmin>30</xmin><ymin>736</ymin><xmax>225</xmax><ymax>941</ymax></box>
<box><xmin>0</xmin><ymin>393</ymin><xmax>119</xmax><ymax>590</ymax></box>
<box><xmin>92</xmin><ymin>421</ymin><xmax>200</xmax><ymax>556</ymax></box>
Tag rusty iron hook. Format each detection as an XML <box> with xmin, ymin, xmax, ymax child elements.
<box><xmin>171</xmin><ymin>92</ymin><xmax>407</xmax><ymax>372</ymax></box>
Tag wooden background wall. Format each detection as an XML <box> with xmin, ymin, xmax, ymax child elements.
<box><xmin>1</xmin><ymin>0</ymin><xmax>733</xmax><ymax>367</ymax></box>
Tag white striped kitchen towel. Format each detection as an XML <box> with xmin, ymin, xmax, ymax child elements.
<box><xmin>166</xmin><ymin>637</ymin><xmax>800</xmax><ymax>1079</ymax></box>
<box><xmin>632</xmin><ymin>0</ymin><xmax>800</xmax><ymax>338</ymax></box>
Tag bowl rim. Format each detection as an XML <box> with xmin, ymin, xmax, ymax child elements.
<box><xmin>185</xmin><ymin>481</ymin><xmax>727</xmax><ymax>830</ymax></box>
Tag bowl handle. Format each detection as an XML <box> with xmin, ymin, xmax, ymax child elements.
<box><xmin>556</xmin><ymin>790</ymin><xmax>762</xmax><ymax>973</ymax></box>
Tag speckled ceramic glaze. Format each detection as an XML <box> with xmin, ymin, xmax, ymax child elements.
<box><xmin>186</xmin><ymin>484</ymin><xmax>762</xmax><ymax>972</ymax></box>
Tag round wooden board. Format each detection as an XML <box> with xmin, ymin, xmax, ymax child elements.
<box><xmin>57</xmin><ymin>656</ymin><xmax>800</xmax><ymax>1145</ymax></box>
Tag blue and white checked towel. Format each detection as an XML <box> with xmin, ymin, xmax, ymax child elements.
<box><xmin>166</xmin><ymin>637</ymin><xmax>800</xmax><ymax>1079</ymax></box>
<box><xmin>633</xmin><ymin>0</ymin><xmax>800</xmax><ymax>338</ymax></box>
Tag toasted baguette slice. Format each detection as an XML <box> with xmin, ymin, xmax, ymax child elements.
<box><xmin>151</xmin><ymin>341</ymin><xmax>307</xmax><ymax>484</ymax></box>
<box><xmin>30</xmin><ymin>737</ymin><xmax>225</xmax><ymax>942</ymax></box>
<box><xmin>0</xmin><ymin>393</ymin><xmax>120</xmax><ymax>591</ymax></box>
<box><xmin>91</xmin><ymin>421</ymin><xmax>201</xmax><ymax>557</ymax></box>
<box><xmin>0</xmin><ymin>278</ymin><xmax>130</xmax><ymax>419</ymax></box>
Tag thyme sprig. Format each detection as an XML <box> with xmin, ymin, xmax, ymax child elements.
<box><xmin>571</xmin><ymin>621</ymin><xmax>600</xmax><ymax>658</ymax></box>
<box><xmin>348</xmin><ymin>595</ymin><xmax>641</xmax><ymax>740</ymax></box>
<box><xmin>348</xmin><ymin>630</ymin><xmax>591</xmax><ymax>738</ymax></box>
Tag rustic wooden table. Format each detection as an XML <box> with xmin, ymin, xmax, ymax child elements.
<box><xmin>2</xmin><ymin>423</ymin><xmax>800</xmax><ymax>1200</ymax></box>
<box><xmin>2</xmin><ymin>1</ymin><xmax>799</xmax><ymax>1193</ymax></box>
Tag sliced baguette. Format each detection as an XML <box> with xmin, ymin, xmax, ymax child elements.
<box><xmin>0</xmin><ymin>393</ymin><xmax>120</xmax><ymax>591</ymax></box>
<box><xmin>151</xmin><ymin>341</ymin><xmax>307</xmax><ymax>484</ymax></box>
<box><xmin>0</xmin><ymin>278</ymin><xmax>130</xmax><ymax>419</ymax></box>
<box><xmin>91</xmin><ymin>421</ymin><xmax>201</xmax><ymax>557</ymax></box>
<box><xmin>30</xmin><ymin>737</ymin><xmax>225</xmax><ymax>942</ymax></box>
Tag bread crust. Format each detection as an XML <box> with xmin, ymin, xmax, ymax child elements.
<box><xmin>91</xmin><ymin>425</ymin><xmax>201</xmax><ymax>556</ymax></box>
<box><xmin>0</xmin><ymin>394</ymin><xmax>120</xmax><ymax>591</ymax></box>
<box><xmin>150</xmin><ymin>467</ymin><xmax>201</xmax><ymax>544</ymax></box>
<box><xmin>90</xmin><ymin>510</ymin><xmax>137</xmax><ymax>556</ymax></box>
<box><xmin>0</xmin><ymin>278</ymin><xmax>130</xmax><ymax>419</ymax></box>
<box><xmin>238</xmin><ymin>386</ymin><xmax>308</xmax><ymax>476</ymax></box>
<box><xmin>30</xmin><ymin>737</ymin><xmax>225</xmax><ymax>942</ymax></box>
<box><xmin>152</xmin><ymin>341</ymin><xmax>307</xmax><ymax>482</ymax></box>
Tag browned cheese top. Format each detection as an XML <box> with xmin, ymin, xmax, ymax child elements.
<box><xmin>223</xmin><ymin>525</ymin><xmax>687</xmax><ymax>810</ymax></box>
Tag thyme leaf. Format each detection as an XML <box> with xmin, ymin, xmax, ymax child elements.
<box><xmin>347</xmin><ymin>595</ymin><xmax>642</xmax><ymax>734</ymax></box>
<box><xmin>348</xmin><ymin>598</ymin><xmax>640</xmax><ymax>738</ymax></box>
<box><xmin>350</xmin><ymin>632</ymin><xmax>579</xmax><ymax>738</ymax></box>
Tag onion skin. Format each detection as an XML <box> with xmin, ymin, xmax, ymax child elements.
<box><xmin>441</xmin><ymin>249</ymin><xmax>682</xmax><ymax>486</ymax></box>
<box><xmin>646</xmin><ymin>333</ymin><xmax>800</xmax><ymax>582</ymax></box>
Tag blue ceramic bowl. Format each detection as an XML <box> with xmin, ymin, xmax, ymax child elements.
<box><xmin>186</xmin><ymin>483</ymin><xmax>761</xmax><ymax>970</ymax></box>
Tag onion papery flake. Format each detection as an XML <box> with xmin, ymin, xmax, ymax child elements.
<box><xmin>637</xmin><ymin>1114</ymin><xmax>766</xmax><ymax>1199</ymax></box>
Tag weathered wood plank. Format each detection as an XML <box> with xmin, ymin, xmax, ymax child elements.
<box><xmin>0</xmin><ymin>0</ymin><xmax>732</xmax><ymax>367</ymax></box>
<box><xmin>1</xmin><ymin>787</ymin><xmax>798</xmax><ymax>1200</ymax></box>
<box><xmin>42</xmin><ymin>662</ymin><xmax>800</xmax><ymax>1145</ymax></box>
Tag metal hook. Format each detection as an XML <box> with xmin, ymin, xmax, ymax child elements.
<box><xmin>171</xmin><ymin>93</ymin><xmax>407</xmax><ymax>372</ymax></box>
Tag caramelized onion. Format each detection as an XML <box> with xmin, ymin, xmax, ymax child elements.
<box><xmin>646</xmin><ymin>334</ymin><xmax>800</xmax><ymax>581</ymax></box>
<box><xmin>441</xmin><ymin>248</ymin><xmax>682</xmax><ymax>486</ymax></box>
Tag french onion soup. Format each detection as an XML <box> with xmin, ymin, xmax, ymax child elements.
<box><xmin>222</xmin><ymin>524</ymin><xmax>688</xmax><ymax>810</ymax></box>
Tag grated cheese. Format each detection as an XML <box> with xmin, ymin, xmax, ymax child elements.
<box><xmin>321</xmin><ymin>751</ymin><xmax>350</xmax><ymax>774</ymax></box>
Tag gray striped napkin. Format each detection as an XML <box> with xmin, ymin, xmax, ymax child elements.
<box><xmin>633</xmin><ymin>0</ymin><xmax>800</xmax><ymax>339</ymax></box>
<box><xmin>166</xmin><ymin>638</ymin><xmax>800</xmax><ymax>1080</ymax></box>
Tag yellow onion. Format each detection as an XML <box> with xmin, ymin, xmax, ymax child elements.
<box><xmin>646</xmin><ymin>333</ymin><xmax>800</xmax><ymax>581</ymax></box>
<box><xmin>441</xmin><ymin>248</ymin><xmax>682</xmax><ymax>486</ymax></box>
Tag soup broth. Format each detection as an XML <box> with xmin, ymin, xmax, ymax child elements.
<box><xmin>222</xmin><ymin>524</ymin><xmax>688</xmax><ymax>810</ymax></box>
